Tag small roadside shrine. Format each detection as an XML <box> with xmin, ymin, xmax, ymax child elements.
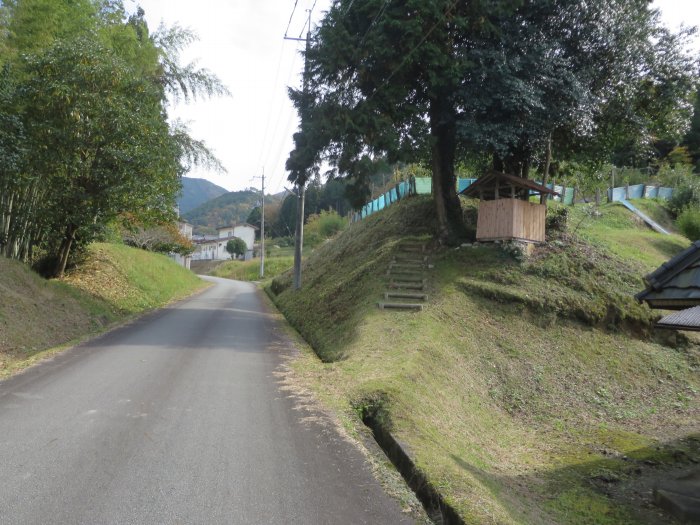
<box><xmin>459</xmin><ymin>170</ymin><xmax>558</xmax><ymax>243</ymax></box>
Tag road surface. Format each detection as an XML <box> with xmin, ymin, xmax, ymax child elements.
<box><xmin>0</xmin><ymin>277</ymin><xmax>414</xmax><ymax>524</ymax></box>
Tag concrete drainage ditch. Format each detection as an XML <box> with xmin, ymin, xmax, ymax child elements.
<box><xmin>358</xmin><ymin>402</ymin><xmax>464</xmax><ymax>525</ymax></box>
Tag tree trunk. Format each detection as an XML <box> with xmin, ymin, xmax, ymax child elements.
<box><xmin>54</xmin><ymin>224</ymin><xmax>76</xmax><ymax>278</ymax></box>
<box><xmin>540</xmin><ymin>132</ymin><xmax>552</xmax><ymax>205</ymax></box>
<box><xmin>492</xmin><ymin>155</ymin><xmax>504</xmax><ymax>173</ymax></box>
<box><xmin>429</xmin><ymin>97</ymin><xmax>466</xmax><ymax>245</ymax></box>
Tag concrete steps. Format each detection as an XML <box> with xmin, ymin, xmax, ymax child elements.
<box><xmin>389</xmin><ymin>275</ymin><xmax>425</xmax><ymax>283</ymax></box>
<box><xmin>393</xmin><ymin>255</ymin><xmax>428</xmax><ymax>264</ymax></box>
<box><xmin>386</xmin><ymin>269</ymin><xmax>424</xmax><ymax>278</ymax></box>
<box><xmin>389</xmin><ymin>262</ymin><xmax>425</xmax><ymax>270</ymax></box>
<box><xmin>379</xmin><ymin>240</ymin><xmax>431</xmax><ymax>310</ymax></box>
<box><xmin>384</xmin><ymin>292</ymin><xmax>428</xmax><ymax>301</ymax></box>
<box><xmin>377</xmin><ymin>302</ymin><xmax>423</xmax><ymax>311</ymax></box>
<box><xmin>389</xmin><ymin>282</ymin><xmax>425</xmax><ymax>291</ymax></box>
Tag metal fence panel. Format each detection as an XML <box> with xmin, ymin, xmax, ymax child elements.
<box><xmin>553</xmin><ymin>185</ymin><xmax>564</xmax><ymax>201</ymax></box>
<box><xmin>562</xmin><ymin>187</ymin><xmax>574</xmax><ymax>205</ymax></box>
<box><xmin>415</xmin><ymin>177</ymin><xmax>432</xmax><ymax>194</ymax></box>
<box><xmin>628</xmin><ymin>184</ymin><xmax>645</xmax><ymax>199</ymax></box>
<box><xmin>644</xmin><ymin>186</ymin><xmax>659</xmax><ymax>199</ymax></box>
<box><xmin>658</xmin><ymin>187</ymin><xmax>674</xmax><ymax>200</ymax></box>
<box><xmin>457</xmin><ymin>178</ymin><xmax>476</xmax><ymax>193</ymax></box>
<box><xmin>608</xmin><ymin>187</ymin><xmax>626</xmax><ymax>202</ymax></box>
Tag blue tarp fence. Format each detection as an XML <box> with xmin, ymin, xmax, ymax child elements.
<box><xmin>351</xmin><ymin>177</ymin><xmax>675</xmax><ymax>223</ymax></box>
<box><xmin>607</xmin><ymin>184</ymin><xmax>674</xmax><ymax>203</ymax></box>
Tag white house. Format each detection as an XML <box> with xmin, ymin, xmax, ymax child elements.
<box><xmin>192</xmin><ymin>223</ymin><xmax>257</xmax><ymax>261</ymax></box>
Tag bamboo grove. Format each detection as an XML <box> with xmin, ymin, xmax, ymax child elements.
<box><xmin>0</xmin><ymin>0</ymin><xmax>227</xmax><ymax>276</ymax></box>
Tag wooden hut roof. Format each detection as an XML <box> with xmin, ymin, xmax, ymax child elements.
<box><xmin>636</xmin><ymin>241</ymin><xmax>700</xmax><ymax>310</ymax></box>
<box><xmin>459</xmin><ymin>171</ymin><xmax>559</xmax><ymax>200</ymax></box>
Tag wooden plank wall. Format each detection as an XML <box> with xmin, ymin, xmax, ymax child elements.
<box><xmin>476</xmin><ymin>199</ymin><xmax>546</xmax><ymax>242</ymax></box>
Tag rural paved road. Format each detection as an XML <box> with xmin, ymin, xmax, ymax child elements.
<box><xmin>0</xmin><ymin>277</ymin><xmax>415</xmax><ymax>525</ymax></box>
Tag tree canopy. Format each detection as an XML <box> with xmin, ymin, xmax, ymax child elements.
<box><xmin>225</xmin><ymin>237</ymin><xmax>246</xmax><ymax>259</ymax></box>
<box><xmin>0</xmin><ymin>0</ymin><xmax>228</xmax><ymax>275</ymax></box>
<box><xmin>287</xmin><ymin>0</ymin><xmax>697</xmax><ymax>242</ymax></box>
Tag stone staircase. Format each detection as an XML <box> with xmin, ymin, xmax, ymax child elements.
<box><xmin>377</xmin><ymin>240</ymin><xmax>431</xmax><ymax>311</ymax></box>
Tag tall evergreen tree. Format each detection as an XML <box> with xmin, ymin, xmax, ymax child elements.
<box><xmin>287</xmin><ymin>0</ymin><xmax>696</xmax><ymax>243</ymax></box>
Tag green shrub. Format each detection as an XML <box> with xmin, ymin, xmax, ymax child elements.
<box><xmin>668</xmin><ymin>177</ymin><xmax>700</xmax><ymax>216</ymax></box>
<box><xmin>306</xmin><ymin>209</ymin><xmax>348</xmax><ymax>238</ymax></box>
<box><xmin>546</xmin><ymin>202</ymin><xmax>569</xmax><ymax>233</ymax></box>
<box><xmin>676</xmin><ymin>207</ymin><xmax>700</xmax><ymax>240</ymax></box>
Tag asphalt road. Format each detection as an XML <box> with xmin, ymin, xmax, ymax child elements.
<box><xmin>0</xmin><ymin>277</ymin><xmax>414</xmax><ymax>525</ymax></box>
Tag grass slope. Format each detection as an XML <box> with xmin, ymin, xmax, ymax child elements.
<box><xmin>268</xmin><ymin>196</ymin><xmax>699</xmax><ymax>525</ymax></box>
<box><xmin>0</xmin><ymin>243</ymin><xmax>205</xmax><ymax>377</ymax></box>
<box><xmin>209</xmin><ymin>256</ymin><xmax>294</xmax><ymax>282</ymax></box>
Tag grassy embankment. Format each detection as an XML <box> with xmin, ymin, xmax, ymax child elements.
<box><xmin>267</xmin><ymin>196</ymin><xmax>699</xmax><ymax>525</ymax></box>
<box><xmin>209</xmin><ymin>255</ymin><xmax>294</xmax><ymax>281</ymax></box>
<box><xmin>193</xmin><ymin>246</ymin><xmax>295</xmax><ymax>282</ymax></box>
<box><xmin>0</xmin><ymin>242</ymin><xmax>205</xmax><ymax>378</ymax></box>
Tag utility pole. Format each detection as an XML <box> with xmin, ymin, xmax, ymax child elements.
<box><xmin>252</xmin><ymin>168</ymin><xmax>265</xmax><ymax>278</ymax></box>
<box><xmin>260</xmin><ymin>168</ymin><xmax>265</xmax><ymax>278</ymax></box>
<box><xmin>286</xmin><ymin>8</ymin><xmax>312</xmax><ymax>290</ymax></box>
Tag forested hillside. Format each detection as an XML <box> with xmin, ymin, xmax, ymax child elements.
<box><xmin>182</xmin><ymin>189</ymin><xmax>270</xmax><ymax>233</ymax></box>
<box><xmin>177</xmin><ymin>177</ymin><xmax>228</xmax><ymax>214</ymax></box>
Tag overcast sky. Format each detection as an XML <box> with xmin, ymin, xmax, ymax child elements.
<box><xmin>127</xmin><ymin>0</ymin><xmax>699</xmax><ymax>195</ymax></box>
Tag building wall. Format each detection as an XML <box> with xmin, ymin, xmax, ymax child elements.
<box><xmin>233</xmin><ymin>226</ymin><xmax>255</xmax><ymax>251</ymax></box>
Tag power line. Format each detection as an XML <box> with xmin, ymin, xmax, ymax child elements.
<box><xmin>284</xmin><ymin>0</ymin><xmax>300</xmax><ymax>38</ymax></box>
<box><xmin>255</xmin><ymin>40</ymin><xmax>288</xmax><ymax>169</ymax></box>
<box><xmin>367</xmin><ymin>0</ymin><xmax>458</xmax><ymax>102</ymax></box>
<box><xmin>357</xmin><ymin>0</ymin><xmax>390</xmax><ymax>50</ymax></box>
<box><xmin>265</xmin><ymin>41</ymin><xmax>303</xmax><ymax>190</ymax></box>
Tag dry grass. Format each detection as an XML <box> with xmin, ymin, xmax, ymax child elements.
<box><xmin>0</xmin><ymin>243</ymin><xmax>206</xmax><ymax>378</ymax></box>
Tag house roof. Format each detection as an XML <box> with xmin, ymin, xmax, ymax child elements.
<box><xmin>636</xmin><ymin>241</ymin><xmax>700</xmax><ymax>310</ymax></box>
<box><xmin>195</xmin><ymin>238</ymin><xmax>223</xmax><ymax>246</ymax></box>
<box><xmin>655</xmin><ymin>306</ymin><xmax>700</xmax><ymax>331</ymax></box>
<box><xmin>459</xmin><ymin>170</ymin><xmax>559</xmax><ymax>200</ymax></box>
<box><xmin>216</xmin><ymin>223</ymin><xmax>259</xmax><ymax>231</ymax></box>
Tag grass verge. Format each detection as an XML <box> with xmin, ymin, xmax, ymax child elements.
<box><xmin>267</xmin><ymin>196</ymin><xmax>699</xmax><ymax>524</ymax></box>
<box><xmin>209</xmin><ymin>255</ymin><xmax>294</xmax><ymax>281</ymax></box>
<box><xmin>0</xmin><ymin>242</ymin><xmax>206</xmax><ymax>378</ymax></box>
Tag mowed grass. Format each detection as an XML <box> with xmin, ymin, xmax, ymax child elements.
<box><xmin>209</xmin><ymin>255</ymin><xmax>294</xmax><ymax>281</ymax></box>
<box><xmin>0</xmin><ymin>243</ymin><xmax>206</xmax><ymax>377</ymax></box>
<box><xmin>268</xmin><ymin>196</ymin><xmax>699</xmax><ymax>524</ymax></box>
<box><xmin>569</xmin><ymin>201</ymin><xmax>689</xmax><ymax>271</ymax></box>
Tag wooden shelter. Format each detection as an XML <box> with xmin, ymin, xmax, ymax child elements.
<box><xmin>637</xmin><ymin>241</ymin><xmax>700</xmax><ymax>332</ymax></box>
<box><xmin>460</xmin><ymin>171</ymin><xmax>558</xmax><ymax>243</ymax></box>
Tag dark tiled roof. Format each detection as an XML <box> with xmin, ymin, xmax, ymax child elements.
<box><xmin>636</xmin><ymin>241</ymin><xmax>700</xmax><ymax>309</ymax></box>
<box><xmin>459</xmin><ymin>170</ymin><xmax>558</xmax><ymax>199</ymax></box>
<box><xmin>656</xmin><ymin>306</ymin><xmax>700</xmax><ymax>331</ymax></box>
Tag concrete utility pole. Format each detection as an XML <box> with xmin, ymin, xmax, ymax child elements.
<box><xmin>286</xmin><ymin>8</ymin><xmax>313</xmax><ymax>291</ymax></box>
<box><xmin>260</xmin><ymin>168</ymin><xmax>265</xmax><ymax>279</ymax></box>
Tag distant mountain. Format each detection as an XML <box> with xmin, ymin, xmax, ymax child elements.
<box><xmin>177</xmin><ymin>177</ymin><xmax>228</xmax><ymax>215</ymax></box>
<box><xmin>183</xmin><ymin>189</ymin><xmax>281</xmax><ymax>234</ymax></box>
